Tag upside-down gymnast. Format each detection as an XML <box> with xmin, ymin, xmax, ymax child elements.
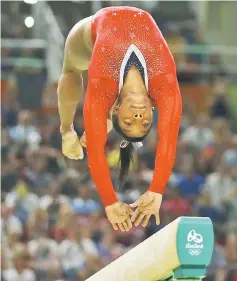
<box><xmin>58</xmin><ymin>6</ymin><xmax>182</xmax><ymax>232</ymax></box>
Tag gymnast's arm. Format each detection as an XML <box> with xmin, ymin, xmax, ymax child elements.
<box><xmin>148</xmin><ymin>69</ymin><xmax>182</xmax><ymax>195</ymax></box>
<box><xmin>83</xmin><ymin>79</ymin><xmax>118</xmax><ymax>206</ymax></box>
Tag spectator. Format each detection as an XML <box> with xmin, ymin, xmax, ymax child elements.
<box><xmin>225</xmin><ymin>194</ymin><xmax>237</xmax><ymax>263</ymax></box>
<box><xmin>205</xmin><ymin>233</ymin><xmax>229</xmax><ymax>281</ymax></box>
<box><xmin>79</xmin><ymin>255</ymin><xmax>102</xmax><ymax>280</ymax></box>
<box><xmin>209</xmin><ymin>77</ymin><xmax>232</xmax><ymax>120</ymax></box>
<box><xmin>28</xmin><ymin>228</ymin><xmax>61</xmax><ymax>280</ymax></box>
<box><xmin>8</xmin><ymin>110</ymin><xmax>41</xmax><ymax>148</ymax></box>
<box><xmin>5</xmin><ymin>180</ymin><xmax>39</xmax><ymax>223</ymax></box>
<box><xmin>212</xmin><ymin>118</ymin><xmax>233</xmax><ymax>145</ymax></box>
<box><xmin>1</xmin><ymin>205</ymin><xmax>23</xmax><ymax>245</ymax></box>
<box><xmin>27</xmin><ymin>208</ymin><xmax>49</xmax><ymax>240</ymax></box>
<box><xmin>58</xmin><ymin>212</ymin><xmax>98</xmax><ymax>281</ymax></box>
<box><xmin>97</xmin><ymin>229</ymin><xmax>125</xmax><ymax>265</ymax></box>
<box><xmin>3</xmin><ymin>231</ymin><xmax>23</xmax><ymax>270</ymax></box>
<box><xmin>181</xmin><ymin>113</ymin><xmax>214</xmax><ymax>150</ymax></box>
<box><xmin>3</xmin><ymin>244</ymin><xmax>36</xmax><ymax>281</ymax></box>
<box><xmin>201</xmin><ymin>155</ymin><xmax>236</xmax><ymax>209</ymax></box>
<box><xmin>24</xmin><ymin>152</ymin><xmax>55</xmax><ymax>196</ymax></box>
<box><xmin>53</xmin><ymin>204</ymin><xmax>72</xmax><ymax>243</ymax></box>
<box><xmin>2</xmin><ymin>97</ymin><xmax>20</xmax><ymax>128</ymax></box>
<box><xmin>200</xmin><ymin>118</ymin><xmax>237</xmax><ymax>172</ymax></box>
<box><xmin>176</xmin><ymin>154</ymin><xmax>205</xmax><ymax>201</ymax></box>
<box><xmin>198</xmin><ymin>150</ymin><xmax>237</xmax><ymax>225</ymax></box>
<box><xmin>161</xmin><ymin>187</ymin><xmax>192</xmax><ymax>219</ymax></box>
<box><xmin>165</xmin><ymin>24</ymin><xmax>188</xmax><ymax>66</ymax></box>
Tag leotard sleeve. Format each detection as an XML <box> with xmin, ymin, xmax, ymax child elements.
<box><xmin>83</xmin><ymin>77</ymin><xmax>119</xmax><ymax>206</ymax></box>
<box><xmin>148</xmin><ymin>58</ymin><xmax>182</xmax><ymax>194</ymax></box>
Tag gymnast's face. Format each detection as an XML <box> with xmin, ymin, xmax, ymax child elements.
<box><xmin>114</xmin><ymin>94</ymin><xmax>153</xmax><ymax>138</ymax></box>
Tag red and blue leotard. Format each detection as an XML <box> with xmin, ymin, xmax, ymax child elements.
<box><xmin>83</xmin><ymin>6</ymin><xmax>182</xmax><ymax>206</ymax></box>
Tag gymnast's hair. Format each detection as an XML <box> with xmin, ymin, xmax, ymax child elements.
<box><xmin>112</xmin><ymin>115</ymin><xmax>150</xmax><ymax>189</ymax></box>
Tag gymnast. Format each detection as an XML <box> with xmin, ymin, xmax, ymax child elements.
<box><xmin>58</xmin><ymin>6</ymin><xmax>182</xmax><ymax>232</ymax></box>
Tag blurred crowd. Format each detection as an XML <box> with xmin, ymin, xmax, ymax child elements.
<box><xmin>2</xmin><ymin>75</ymin><xmax>237</xmax><ymax>281</ymax></box>
<box><xmin>1</xmin><ymin>2</ymin><xmax>237</xmax><ymax>281</ymax></box>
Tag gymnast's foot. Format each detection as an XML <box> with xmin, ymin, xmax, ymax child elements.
<box><xmin>61</xmin><ymin>128</ymin><xmax>84</xmax><ymax>160</ymax></box>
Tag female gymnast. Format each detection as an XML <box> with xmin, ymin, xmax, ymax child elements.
<box><xmin>58</xmin><ymin>6</ymin><xmax>182</xmax><ymax>232</ymax></box>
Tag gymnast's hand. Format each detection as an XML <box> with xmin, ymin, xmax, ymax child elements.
<box><xmin>105</xmin><ymin>202</ymin><xmax>133</xmax><ymax>232</ymax></box>
<box><xmin>61</xmin><ymin>128</ymin><xmax>84</xmax><ymax>160</ymax></box>
<box><xmin>130</xmin><ymin>191</ymin><xmax>162</xmax><ymax>227</ymax></box>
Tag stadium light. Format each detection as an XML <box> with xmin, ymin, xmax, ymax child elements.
<box><xmin>24</xmin><ymin>16</ymin><xmax>35</xmax><ymax>28</ymax></box>
<box><xmin>23</xmin><ymin>0</ymin><xmax>38</xmax><ymax>4</ymax></box>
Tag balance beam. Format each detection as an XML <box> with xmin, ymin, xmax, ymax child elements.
<box><xmin>86</xmin><ymin>217</ymin><xmax>214</xmax><ymax>281</ymax></box>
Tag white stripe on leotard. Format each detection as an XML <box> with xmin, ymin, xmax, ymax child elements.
<box><xmin>119</xmin><ymin>44</ymin><xmax>148</xmax><ymax>93</ymax></box>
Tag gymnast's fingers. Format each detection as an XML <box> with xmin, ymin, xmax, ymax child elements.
<box><xmin>131</xmin><ymin>207</ymin><xmax>141</xmax><ymax>223</ymax></box>
<box><xmin>155</xmin><ymin>214</ymin><xmax>160</xmax><ymax>225</ymax></box>
<box><xmin>126</xmin><ymin>217</ymin><xmax>132</xmax><ymax>230</ymax></box>
<box><xmin>122</xmin><ymin>221</ymin><xmax>129</xmax><ymax>232</ymax></box>
<box><xmin>128</xmin><ymin>207</ymin><xmax>134</xmax><ymax>216</ymax></box>
<box><xmin>129</xmin><ymin>199</ymin><xmax>140</xmax><ymax>208</ymax></box>
<box><xmin>142</xmin><ymin>214</ymin><xmax>151</xmax><ymax>227</ymax></box>
<box><xmin>135</xmin><ymin>213</ymin><xmax>145</xmax><ymax>227</ymax></box>
<box><xmin>118</xmin><ymin>223</ymin><xmax>125</xmax><ymax>232</ymax></box>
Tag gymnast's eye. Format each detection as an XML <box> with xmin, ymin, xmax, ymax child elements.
<box><xmin>143</xmin><ymin>121</ymin><xmax>150</xmax><ymax>128</ymax></box>
<box><xmin>124</xmin><ymin>120</ymin><xmax>132</xmax><ymax>126</ymax></box>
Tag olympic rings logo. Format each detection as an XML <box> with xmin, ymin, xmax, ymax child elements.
<box><xmin>189</xmin><ymin>249</ymin><xmax>201</xmax><ymax>256</ymax></box>
<box><xmin>187</xmin><ymin>230</ymin><xmax>203</xmax><ymax>244</ymax></box>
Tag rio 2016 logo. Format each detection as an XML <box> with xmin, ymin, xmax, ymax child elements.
<box><xmin>185</xmin><ymin>230</ymin><xmax>204</xmax><ymax>256</ymax></box>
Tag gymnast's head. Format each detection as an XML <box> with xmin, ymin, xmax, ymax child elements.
<box><xmin>112</xmin><ymin>90</ymin><xmax>154</xmax><ymax>138</ymax></box>
<box><xmin>111</xmin><ymin>87</ymin><xmax>154</xmax><ymax>189</ymax></box>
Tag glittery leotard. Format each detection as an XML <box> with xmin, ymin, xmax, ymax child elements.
<box><xmin>83</xmin><ymin>6</ymin><xmax>182</xmax><ymax>206</ymax></box>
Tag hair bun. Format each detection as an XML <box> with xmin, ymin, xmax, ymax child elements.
<box><xmin>120</xmin><ymin>140</ymin><xmax>129</xmax><ymax>148</ymax></box>
<box><xmin>133</xmin><ymin>142</ymin><xmax>143</xmax><ymax>149</ymax></box>
<box><xmin>120</xmin><ymin>140</ymin><xmax>143</xmax><ymax>149</ymax></box>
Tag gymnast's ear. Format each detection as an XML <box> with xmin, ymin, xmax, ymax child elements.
<box><xmin>112</xmin><ymin>104</ymin><xmax>120</xmax><ymax>117</ymax></box>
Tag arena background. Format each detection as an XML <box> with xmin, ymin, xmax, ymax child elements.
<box><xmin>1</xmin><ymin>1</ymin><xmax>237</xmax><ymax>281</ymax></box>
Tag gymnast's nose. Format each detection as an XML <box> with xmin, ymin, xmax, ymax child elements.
<box><xmin>133</xmin><ymin>113</ymin><xmax>143</xmax><ymax>119</ymax></box>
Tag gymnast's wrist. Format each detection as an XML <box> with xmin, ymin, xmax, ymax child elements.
<box><xmin>148</xmin><ymin>185</ymin><xmax>164</xmax><ymax>195</ymax></box>
<box><xmin>102</xmin><ymin>194</ymin><xmax>119</xmax><ymax>207</ymax></box>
